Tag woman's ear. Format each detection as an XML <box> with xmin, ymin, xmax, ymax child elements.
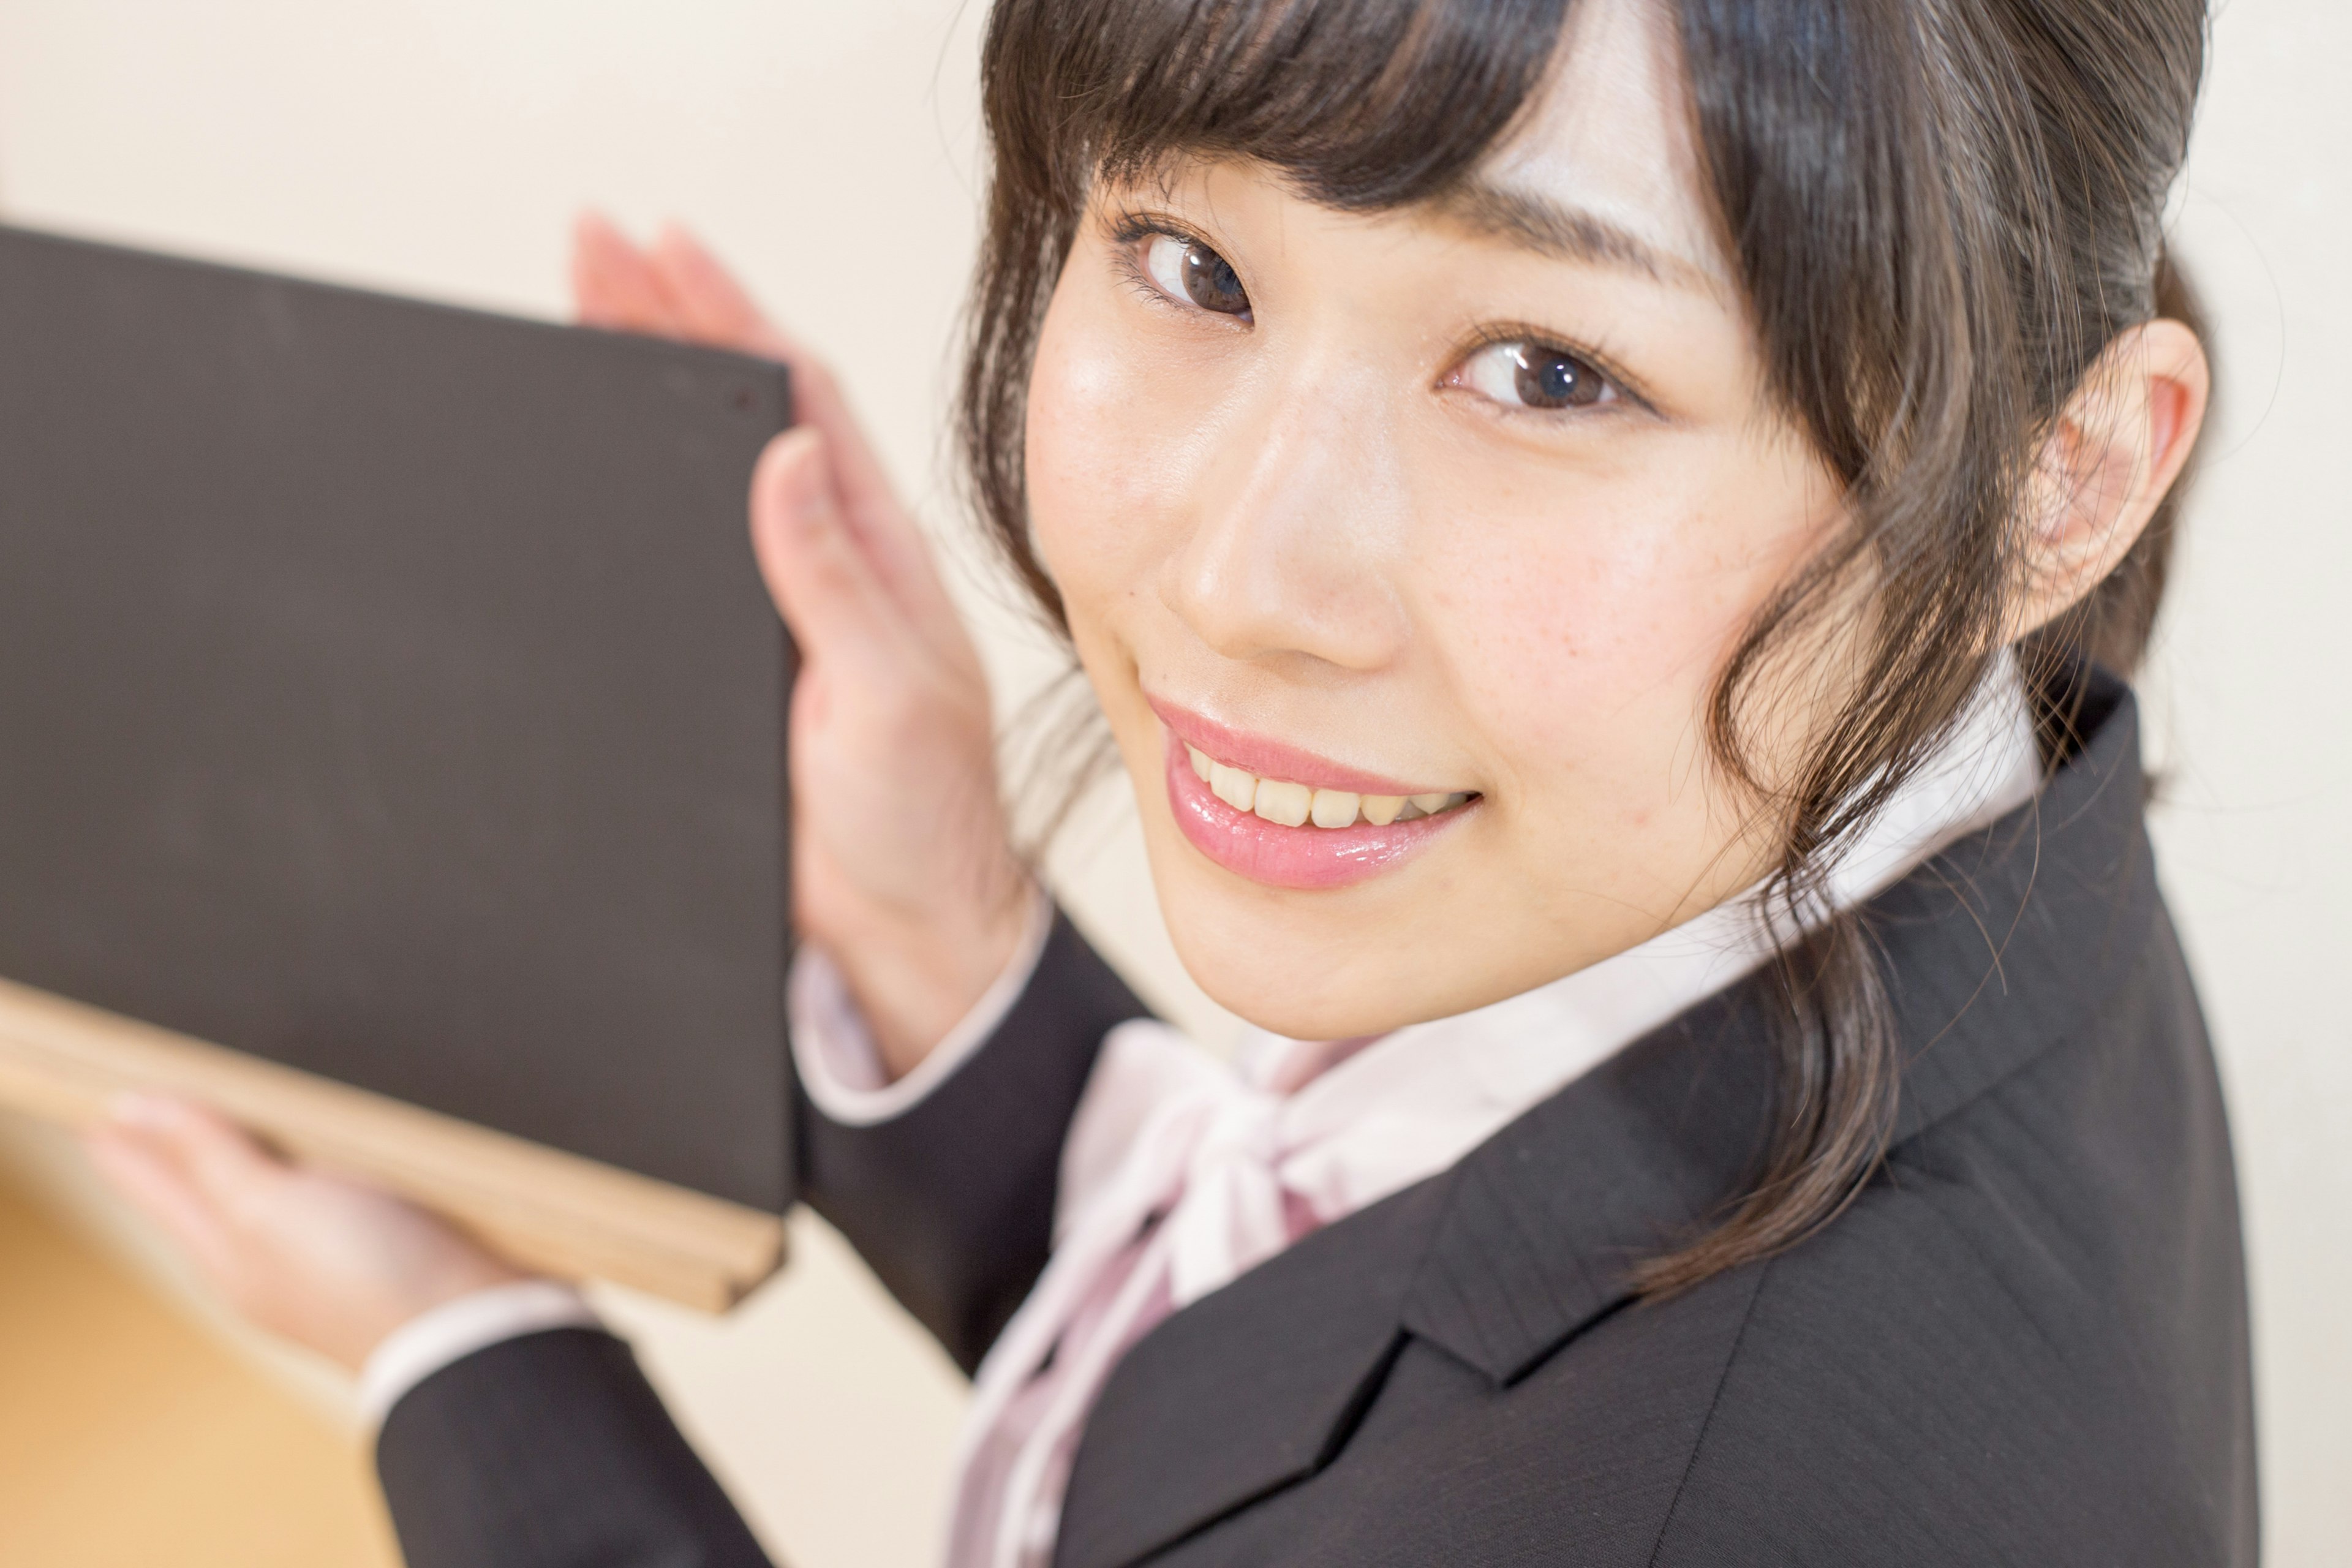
<box><xmin>2008</xmin><ymin>317</ymin><xmax>2211</xmax><ymax>639</ymax></box>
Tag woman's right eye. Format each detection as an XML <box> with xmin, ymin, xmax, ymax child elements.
<box><xmin>1142</xmin><ymin>233</ymin><xmax>1252</xmax><ymax>320</ymax></box>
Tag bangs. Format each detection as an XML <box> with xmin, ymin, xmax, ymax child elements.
<box><xmin>990</xmin><ymin>0</ymin><xmax>1572</xmax><ymax>211</ymax></box>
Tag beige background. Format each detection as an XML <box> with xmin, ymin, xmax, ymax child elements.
<box><xmin>0</xmin><ymin>1</ymin><xmax>2342</xmax><ymax>1562</ymax></box>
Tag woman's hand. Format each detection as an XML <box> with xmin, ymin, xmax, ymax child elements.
<box><xmin>86</xmin><ymin>1096</ymin><xmax>527</xmax><ymax>1371</ymax></box>
<box><xmin>575</xmin><ymin>214</ymin><xmax>1031</xmax><ymax>1074</ymax></box>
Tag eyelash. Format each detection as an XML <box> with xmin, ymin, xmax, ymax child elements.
<box><xmin>1447</xmin><ymin>324</ymin><xmax>1657</xmax><ymax>420</ymax></box>
<box><xmin>1102</xmin><ymin>207</ymin><xmax>1659</xmax><ymax>419</ymax></box>
<box><xmin>1106</xmin><ymin>210</ymin><xmax>1250</xmax><ymax>323</ymax></box>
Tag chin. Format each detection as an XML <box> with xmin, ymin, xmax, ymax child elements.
<box><xmin>1167</xmin><ymin>918</ymin><xmax>1394</xmax><ymax>1041</ymax></box>
<box><xmin>1139</xmin><ymin>828</ymin><xmax>1435</xmax><ymax>1041</ymax></box>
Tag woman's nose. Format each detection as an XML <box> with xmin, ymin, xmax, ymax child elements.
<box><xmin>1160</xmin><ymin>364</ymin><xmax>1412</xmax><ymax>674</ymax></box>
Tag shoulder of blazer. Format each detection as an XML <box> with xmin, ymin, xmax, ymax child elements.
<box><xmin>1057</xmin><ymin>668</ymin><xmax>2189</xmax><ymax>1568</ymax></box>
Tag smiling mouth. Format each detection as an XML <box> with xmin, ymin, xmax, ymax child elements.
<box><xmin>1178</xmin><ymin>742</ymin><xmax>1476</xmax><ymax>829</ymax></box>
<box><xmin>1156</xmin><ymin>722</ymin><xmax>1480</xmax><ymax>891</ymax></box>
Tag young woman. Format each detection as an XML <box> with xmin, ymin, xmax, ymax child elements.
<box><xmin>91</xmin><ymin>0</ymin><xmax>2255</xmax><ymax>1562</ymax></box>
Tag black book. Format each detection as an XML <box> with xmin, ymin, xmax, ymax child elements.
<box><xmin>0</xmin><ymin>222</ymin><xmax>797</xmax><ymax>1213</ymax></box>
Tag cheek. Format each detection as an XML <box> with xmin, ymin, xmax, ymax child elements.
<box><xmin>1024</xmin><ymin>284</ymin><xmax>1192</xmax><ymax>626</ymax></box>
<box><xmin>1435</xmin><ymin>435</ymin><xmax>1837</xmax><ymax>805</ymax></box>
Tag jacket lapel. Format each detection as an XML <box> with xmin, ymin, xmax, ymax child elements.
<box><xmin>1398</xmin><ymin>981</ymin><xmax>1782</xmax><ymax>1382</ymax></box>
<box><xmin>1054</xmin><ymin>1174</ymin><xmax>1449</xmax><ymax>1568</ymax></box>
<box><xmin>1055</xmin><ymin>670</ymin><xmax>2152</xmax><ymax>1567</ymax></box>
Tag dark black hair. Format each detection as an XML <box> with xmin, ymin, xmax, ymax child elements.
<box><xmin>960</xmin><ymin>0</ymin><xmax>2210</xmax><ymax>1294</ymax></box>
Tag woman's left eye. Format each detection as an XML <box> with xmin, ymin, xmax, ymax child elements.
<box><xmin>1450</xmin><ymin>339</ymin><xmax>1619</xmax><ymax>412</ymax></box>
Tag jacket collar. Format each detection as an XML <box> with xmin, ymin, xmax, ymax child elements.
<box><xmin>1057</xmin><ymin>669</ymin><xmax>2154</xmax><ymax>1568</ymax></box>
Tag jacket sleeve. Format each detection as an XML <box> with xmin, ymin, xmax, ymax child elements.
<box><xmin>375</xmin><ymin>1327</ymin><xmax>774</xmax><ymax>1568</ymax></box>
<box><xmin>793</xmin><ymin>907</ymin><xmax>1152</xmax><ymax>1373</ymax></box>
<box><xmin>372</xmin><ymin>908</ymin><xmax>1148</xmax><ymax>1567</ymax></box>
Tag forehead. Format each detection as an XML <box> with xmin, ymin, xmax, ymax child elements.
<box><xmin>1469</xmin><ymin>0</ymin><xmax>1727</xmax><ymax>292</ymax></box>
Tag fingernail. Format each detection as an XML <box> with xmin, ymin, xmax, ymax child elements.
<box><xmin>775</xmin><ymin>435</ymin><xmax>834</xmax><ymax>525</ymax></box>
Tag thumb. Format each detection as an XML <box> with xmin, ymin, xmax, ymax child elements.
<box><xmin>750</xmin><ymin>427</ymin><xmax>905</xmax><ymax>674</ymax></box>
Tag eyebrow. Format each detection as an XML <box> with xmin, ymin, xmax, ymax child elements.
<box><xmin>1436</xmin><ymin>178</ymin><xmax>1724</xmax><ymax>295</ymax></box>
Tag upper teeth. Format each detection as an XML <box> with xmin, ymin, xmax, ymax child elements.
<box><xmin>1187</xmin><ymin>744</ymin><xmax>1469</xmax><ymax>829</ymax></box>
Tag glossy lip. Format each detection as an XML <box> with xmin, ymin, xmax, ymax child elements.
<box><xmin>1160</xmin><ymin>728</ymin><xmax>1477</xmax><ymax>891</ymax></box>
<box><xmin>1147</xmin><ymin>698</ymin><xmax>1460</xmax><ymax>797</ymax></box>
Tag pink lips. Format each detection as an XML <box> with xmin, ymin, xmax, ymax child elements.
<box><xmin>1152</xmin><ymin>703</ymin><xmax>1476</xmax><ymax>891</ymax></box>
<box><xmin>1150</xmin><ymin>700</ymin><xmax>1427</xmax><ymax>798</ymax></box>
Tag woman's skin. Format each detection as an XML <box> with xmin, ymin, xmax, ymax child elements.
<box><xmin>86</xmin><ymin>0</ymin><xmax>2206</xmax><ymax>1371</ymax></box>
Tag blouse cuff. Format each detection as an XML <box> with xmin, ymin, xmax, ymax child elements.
<box><xmin>790</xmin><ymin>883</ymin><xmax>1055</xmax><ymax>1127</ymax></box>
<box><xmin>357</xmin><ymin>1278</ymin><xmax>602</xmax><ymax>1428</ymax></box>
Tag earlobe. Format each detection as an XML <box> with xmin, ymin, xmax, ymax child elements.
<box><xmin>2010</xmin><ymin>318</ymin><xmax>2210</xmax><ymax>640</ymax></box>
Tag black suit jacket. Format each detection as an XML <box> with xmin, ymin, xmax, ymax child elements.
<box><xmin>375</xmin><ymin>672</ymin><xmax>2258</xmax><ymax>1566</ymax></box>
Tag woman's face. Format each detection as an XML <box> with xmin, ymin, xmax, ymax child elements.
<box><xmin>1025</xmin><ymin>0</ymin><xmax>1841</xmax><ymax>1039</ymax></box>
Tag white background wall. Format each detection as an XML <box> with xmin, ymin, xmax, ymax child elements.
<box><xmin>0</xmin><ymin>1</ymin><xmax>2340</xmax><ymax>1562</ymax></box>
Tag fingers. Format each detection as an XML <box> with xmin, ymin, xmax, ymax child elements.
<box><xmin>86</xmin><ymin>1095</ymin><xmax>282</xmax><ymax>1282</ymax></box>
<box><xmin>638</xmin><ymin>226</ymin><xmax>933</xmax><ymax>592</ymax></box>
<box><xmin>86</xmin><ymin>1095</ymin><xmax>535</xmax><ymax>1368</ymax></box>
<box><xmin>108</xmin><ymin>1094</ymin><xmax>287</xmax><ymax>1208</ymax></box>
<box><xmin>86</xmin><ymin>1126</ymin><xmax>233</xmax><ymax>1268</ymax></box>
<box><xmin>572</xmin><ymin>209</ymin><xmax>690</xmax><ymax>336</ymax></box>
<box><xmin>580</xmin><ymin>213</ymin><xmax>970</xmax><ymax>654</ymax></box>
<box><xmin>647</xmin><ymin>223</ymin><xmax>793</xmax><ymax>359</ymax></box>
